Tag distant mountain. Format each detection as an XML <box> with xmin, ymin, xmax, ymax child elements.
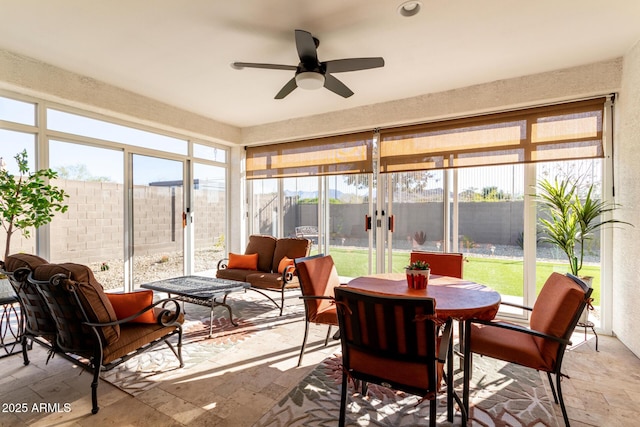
<box><xmin>284</xmin><ymin>189</ymin><xmax>344</xmax><ymax>199</ymax></box>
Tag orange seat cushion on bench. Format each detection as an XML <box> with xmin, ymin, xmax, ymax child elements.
<box><xmin>107</xmin><ymin>290</ymin><xmax>157</xmax><ymax>324</ymax></box>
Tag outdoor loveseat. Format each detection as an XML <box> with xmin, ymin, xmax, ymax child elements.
<box><xmin>1</xmin><ymin>253</ymin><xmax>184</xmax><ymax>415</ymax></box>
<box><xmin>216</xmin><ymin>234</ymin><xmax>311</xmax><ymax>315</ymax></box>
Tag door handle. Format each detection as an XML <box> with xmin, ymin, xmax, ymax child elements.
<box><xmin>388</xmin><ymin>215</ymin><xmax>395</xmax><ymax>232</ymax></box>
<box><xmin>365</xmin><ymin>214</ymin><xmax>372</xmax><ymax>231</ymax></box>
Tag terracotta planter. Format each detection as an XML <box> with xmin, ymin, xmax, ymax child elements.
<box><xmin>406</xmin><ymin>268</ymin><xmax>430</xmax><ymax>290</ymax></box>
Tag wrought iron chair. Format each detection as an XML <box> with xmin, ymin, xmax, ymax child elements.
<box><xmin>294</xmin><ymin>254</ymin><xmax>340</xmax><ymax>367</ymax></box>
<box><xmin>29</xmin><ymin>262</ymin><xmax>184</xmax><ymax>414</ymax></box>
<box><xmin>334</xmin><ymin>286</ymin><xmax>464</xmax><ymax>427</ymax></box>
<box><xmin>462</xmin><ymin>272</ymin><xmax>593</xmax><ymax>427</ymax></box>
<box><xmin>0</xmin><ymin>254</ymin><xmax>56</xmax><ymax>364</ymax></box>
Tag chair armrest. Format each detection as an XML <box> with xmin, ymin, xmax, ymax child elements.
<box><xmin>466</xmin><ymin>318</ymin><xmax>572</xmax><ymax>346</ymax></box>
<box><xmin>217</xmin><ymin>258</ymin><xmax>229</xmax><ymax>270</ymax></box>
<box><xmin>84</xmin><ymin>298</ymin><xmax>183</xmax><ymax>327</ymax></box>
<box><xmin>500</xmin><ymin>301</ymin><xmax>533</xmax><ymax>311</ymax></box>
<box><xmin>282</xmin><ymin>264</ymin><xmax>296</xmax><ymax>283</ymax></box>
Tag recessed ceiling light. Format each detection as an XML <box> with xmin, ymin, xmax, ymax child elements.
<box><xmin>398</xmin><ymin>1</ymin><xmax>422</xmax><ymax>17</ymax></box>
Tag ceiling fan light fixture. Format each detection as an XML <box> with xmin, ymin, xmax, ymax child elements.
<box><xmin>295</xmin><ymin>72</ymin><xmax>325</xmax><ymax>90</ymax></box>
<box><xmin>398</xmin><ymin>1</ymin><xmax>422</xmax><ymax>17</ymax></box>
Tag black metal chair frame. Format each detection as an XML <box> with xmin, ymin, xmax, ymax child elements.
<box><xmin>334</xmin><ymin>286</ymin><xmax>465</xmax><ymax>427</ymax></box>
<box><xmin>2</xmin><ymin>266</ymin><xmax>57</xmax><ymax>364</ymax></box>
<box><xmin>462</xmin><ymin>275</ymin><xmax>593</xmax><ymax>427</ymax></box>
<box><xmin>29</xmin><ymin>272</ymin><xmax>184</xmax><ymax>414</ymax></box>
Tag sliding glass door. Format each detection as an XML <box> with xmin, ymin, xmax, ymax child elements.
<box><xmin>131</xmin><ymin>154</ymin><xmax>184</xmax><ymax>287</ymax></box>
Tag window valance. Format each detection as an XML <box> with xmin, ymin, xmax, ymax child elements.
<box><xmin>378</xmin><ymin>98</ymin><xmax>606</xmax><ymax>173</ymax></box>
<box><xmin>245</xmin><ymin>132</ymin><xmax>373</xmax><ymax>179</ymax></box>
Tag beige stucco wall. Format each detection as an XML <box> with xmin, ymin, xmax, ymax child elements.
<box><xmin>612</xmin><ymin>39</ymin><xmax>640</xmax><ymax>357</ymax></box>
<box><xmin>0</xmin><ymin>49</ymin><xmax>241</xmax><ymax>146</ymax></box>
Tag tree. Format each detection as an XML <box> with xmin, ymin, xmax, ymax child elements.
<box><xmin>0</xmin><ymin>150</ymin><xmax>69</xmax><ymax>260</ymax></box>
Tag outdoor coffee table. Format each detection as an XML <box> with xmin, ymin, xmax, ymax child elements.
<box><xmin>141</xmin><ymin>276</ymin><xmax>249</xmax><ymax>338</ymax></box>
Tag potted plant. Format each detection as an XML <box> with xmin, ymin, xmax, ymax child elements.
<box><xmin>0</xmin><ymin>150</ymin><xmax>68</xmax><ymax>263</ymax></box>
<box><xmin>405</xmin><ymin>259</ymin><xmax>430</xmax><ymax>290</ymax></box>
<box><xmin>536</xmin><ymin>177</ymin><xmax>631</xmax><ymax>321</ymax></box>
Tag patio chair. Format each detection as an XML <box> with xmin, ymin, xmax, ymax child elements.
<box><xmin>410</xmin><ymin>251</ymin><xmax>464</xmax><ymax>278</ymax></box>
<box><xmin>0</xmin><ymin>253</ymin><xmax>56</xmax><ymax>364</ymax></box>
<box><xmin>294</xmin><ymin>254</ymin><xmax>340</xmax><ymax>367</ymax></box>
<box><xmin>334</xmin><ymin>286</ymin><xmax>464</xmax><ymax>427</ymax></box>
<box><xmin>462</xmin><ymin>272</ymin><xmax>593</xmax><ymax>427</ymax></box>
<box><xmin>28</xmin><ymin>262</ymin><xmax>184</xmax><ymax>414</ymax></box>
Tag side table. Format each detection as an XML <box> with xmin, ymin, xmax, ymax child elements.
<box><xmin>0</xmin><ymin>294</ymin><xmax>23</xmax><ymax>358</ymax></box>
<box><xmin>577</xmin><ymin>320</ymin><xmax>599</xmax><ymax>351</ymax></box>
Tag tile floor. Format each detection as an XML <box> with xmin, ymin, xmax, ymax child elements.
<box><xmin>0</xmin><ymin>301</ymin><xmax>638</xmax><ymax>426</ymax></box>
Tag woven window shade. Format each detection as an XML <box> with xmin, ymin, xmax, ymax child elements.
<box><xmin>379</xmin><ymin>98</ymin><xmax>605</xmax><ymax>173</ymax></box>
<box><xmin>246</xmin><ymin>132</ymin><xmax>373</xmax><ymax>179</ymax></box>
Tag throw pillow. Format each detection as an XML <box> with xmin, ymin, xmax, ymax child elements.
<box><xmin>106</xmin><ymin>289</ymin><xmax>156</xmax><ymax>323</ymax></box>
<box><xmin>278</xmin><ymin>256</ymin><xmax>295</xmax><ymax>274</ymax></box>
<box><xmin>228</xmin><ymin>253</ymin><xmax>259</xmax><ymax>270</ymax></box>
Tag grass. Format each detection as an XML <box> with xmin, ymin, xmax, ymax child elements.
<box><xmin>328</xmin><ymin>247</ymin><xmax>601</xmax><ymax>305</ymax></box>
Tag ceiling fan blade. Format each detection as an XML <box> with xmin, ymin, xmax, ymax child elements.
<box><xmin>295</xmin><ymin>29</ymin><xmax>318</xmax><ymax>65</ymax></box>
<box><xmin>324</xmin><ymin>74</ymin><xmax>354</xmax><ymax>98</ymax></box>
<box><xmin>233</xmin><ymin>62</ymin><xmax>297</xmax><ymax>71</ymax></box>
<box><xmin>275</xmin><ymin>77</ymin><xmax>298</xmax><ymax>99</ymax></box>
<box><xmin>324</xmin><ymin>57</ymin><xmax>385</xmax><ymax>73</ymax></box>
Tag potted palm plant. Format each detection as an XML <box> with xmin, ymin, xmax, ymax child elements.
<box><xmin>0</xmin><ymin>149</ymin><xmax>68</xmax><ymax>263</ymax></box>
<box><xmin>536</xmin><ymin>177</ymin><xmax>631</xmax><ymax>321</ymax></box>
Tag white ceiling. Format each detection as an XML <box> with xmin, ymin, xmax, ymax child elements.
<box><xmin>1</xmin><ymin>0</ymin><xmax>640</xmax><ymax>128</ymax></box>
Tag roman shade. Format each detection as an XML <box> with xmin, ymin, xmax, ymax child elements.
<box><xmin>246</xmin><ymin>131</ymin><xmax>374</xmax><ymax>179</ymax></box>
<box><xmin>378</xmin><ymin>97</ymin><xmax>606</xmax><ymax>173</ymax></box>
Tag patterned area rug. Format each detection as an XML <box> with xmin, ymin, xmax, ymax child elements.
<box><xmin>254</xmin><ymin>354</ymin><xmax>560</xmax><ymax>427</ymax></box>
<box><xmin>101</xmin><ymin>291</ymin><xmax>305</xmax><ymax>395</ymax></box>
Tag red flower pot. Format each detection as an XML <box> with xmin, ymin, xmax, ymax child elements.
<box><xmin>406</xmin><ymin>269</ymin><xmax>430</xmax><ymax>290</ymax></box>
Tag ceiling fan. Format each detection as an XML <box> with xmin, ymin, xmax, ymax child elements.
<box><xmin>232</xmin><ymin>29</ymin><xmax>385</xmax><ymax>99</ymax></box>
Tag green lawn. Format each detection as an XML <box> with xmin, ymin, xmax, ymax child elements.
<box><xmin>329</xmin><ymin>247</ymin><xmax>601</xmax><ymax>305</ymax></box>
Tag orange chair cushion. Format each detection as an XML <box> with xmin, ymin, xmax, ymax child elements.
<box><xmin>410</xmin><ymin>252</ymin><xmax>463</xmax><ymax>278</ymax></box>
<box><xmin>107</xmin><ymin>290</ymin><xmax>156</xmax><ymax>323</ymax></box>
<box><xmin>348</xmin><ymin>342</ymin><xmax>444</xmax><ymax>391</ymax></box>
<box><xmin>296</xmin><ymin>255</ymin><xmax>340</xmax><ymax>324</ymax></box>
<box><xmin>469</xmin><ymin>322</ymin><xmax>552</xmax><ymax>371</ymax></box>
<box><xmin>227</xmin><ymin>253</ymin><xmax>259</xmax><ymax>270</ymax></box>
<box><xmin>277</xmin><ymin>256</ymin><xmax>295</xmax><ymax>274</ymax></box>
<box><xmin>530</xmin><ymin>272</ymin><xmax>585</xmax><ymax>367</ymax></box>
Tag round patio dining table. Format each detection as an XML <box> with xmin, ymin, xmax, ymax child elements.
<box><xmin>346</xmin><ymin>273</ymin><xmax>501</xmax><ymax>321</ymax></box>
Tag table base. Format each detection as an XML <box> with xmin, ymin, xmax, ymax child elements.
<box><xmin>168</xmin><ymin>293</ymin><xmax>238</xmax><ymax>338</ymax></box>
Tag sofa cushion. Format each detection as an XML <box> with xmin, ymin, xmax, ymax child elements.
<box><xmin>271</xmin><ymin>238</ymin><xmax>311</xmax><ymax>273</ymax></box>
<box><xmin>246</xmin><ymin>272</ymin><xmax>300</xmax><ymax>289</ymax></box>
<box><xmin>227</xmin><ymin>253</ymin><xmax>259</xmax><ymax>270</ymax></box>
<box><xmin>3</xmin><ymin>253</ymin><xmax>49</xmax><ymax>272</ymax></box>
<box><xmin>245</xmin><ymin>235</ymin><xmax>278</xmax><ymax>272</ymax></box>
<box><xmin>107</xmin><ymin>290</ymin><xmax>156</xmax><ymax>323</ymax></box>
<box><xmin>102</xmin><ymin>322</ymin><xmax>180</xmax><ymax>365</ymax></box>
<box><xmin>33</xmin><ymin>263</ymin><xmax>120</xmax><ymax>345</ymax></box>
<box><xmin>216</xmin><ymin>268</ymin><xmax>254</xmax><ymax>282</ymax></box>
